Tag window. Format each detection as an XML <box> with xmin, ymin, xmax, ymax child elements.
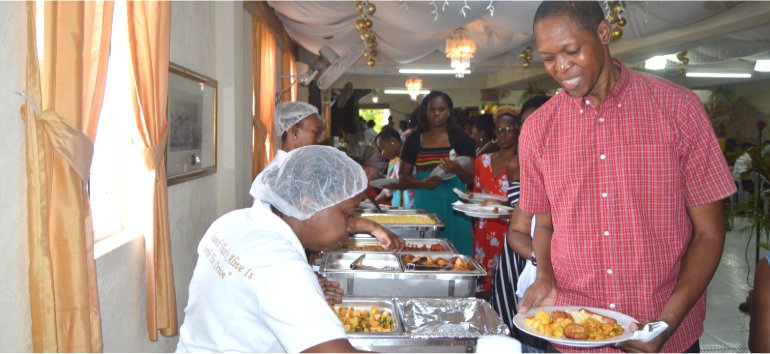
<box><xmin>88</xmin><ymin>1</ymin><xmax>145</xmax><ymax>252</ymax></box>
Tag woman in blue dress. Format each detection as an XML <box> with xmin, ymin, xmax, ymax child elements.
<box><xmin>398</xmin><ymin>91</ymin><xmax>476</xmax><ymax>255</ymax></box>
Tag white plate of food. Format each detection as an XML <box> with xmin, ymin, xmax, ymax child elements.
<box><xmin>512</xmin><ymin>306</ymin><xmax>637</xmax><ymax>348</ymax></box>
<box><xmin>429</xmin><ymin>156</ymin><xmax>473</xmax><ymax>181</ymax></box>
<box><xmin>453</xmin><ymin>203</ymin><xmax>513</xmax><ymax>219</ymax></box>
<box><xmin>452</xmin><ymin>188</ymin><xmax>508</xmax><ymax>204</ymax></box>
<box><xmin>369</xmin><ymin>178</ymin><xmax>399</xmax><ymax>189</ymax></box>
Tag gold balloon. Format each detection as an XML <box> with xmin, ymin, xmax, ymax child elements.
<box><xmin>618</xmin><ymin>17</ymin><xmax>627</xmax><ymax>27</ymax></box>
<box><xmin>678</xmin><ymin>68</ymin><xmax>686</xmax><ymax>76</ymax></box>
<box><xmin>366</xmin><ymin>3</ymin><xmax>376</xmax><ymax>15</ymax></box>
<box><xmin>681</xmin><ymin>57</ymin><xmax>689</xmax><ymax>65</ymax></box>
<box><xmin>368</xmin><ymin>58</ymin><xmax>376</xmax><ymax>67</ymax></box>
<box><xmin>370</xmin><ymin>50</ymin><xmax>378</xmax><ymax>57</ymax></box>
<box><xmin>611</xmin><ymin>27</ymin><xmax>623</xmax><ymax>40</ymax></box>
<box><xmin>523</xmin><ymin>61</ymin><xmax>530</xmax><ymax>68</ymax></box>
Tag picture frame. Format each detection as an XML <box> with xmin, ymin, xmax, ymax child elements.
<box><xmin>166</xmin><ymin>62</ymin><xmax>217</xmax><ymax>185</ymax></box>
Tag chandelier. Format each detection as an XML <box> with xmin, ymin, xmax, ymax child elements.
<box><xmin>405</xmin><ymin>76</ymin><xmax>423</xmax><ymax>101</ymax></box>
<box><xmin>445</xmin><ymin>28</ymin><xmax>476</xmax><ymax>78</ymax></box>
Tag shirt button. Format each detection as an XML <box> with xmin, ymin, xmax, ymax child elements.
<box><xmin>601</xmin><ymin>192</ymin><xmax>608</xmax><ymax>198</ymax></box>
<box><xmin>598</xmin><ymin>118</ymin><xmax>605</xmax><ymax>123</ymax></box>
<box><xmin>600</xmin><ymin>154</ymin><xmax>606</xmax><ymax>160</ymax></box>
<box><xmin>607</xmin><ymin>269</ymin><xmax>613</xmax><ymax>275</ymax></box>
<box><xmin>603</xmin><ymin>230</ymin><xmax>610</xmax><ymax>236</ymax></box>
<box><xmin>609</xmin><ymin>303</ymin><xmax>616</xmax><ymax>309</ymax></box>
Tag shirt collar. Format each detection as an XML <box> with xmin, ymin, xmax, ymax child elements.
<box><xmin>562</xmin><ymin>58</ymin><xmax>630</xmax><ymax>107</ymax></box>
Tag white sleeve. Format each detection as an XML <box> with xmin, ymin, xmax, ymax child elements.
<box><xmin>257</xmin><ymin>259</ymin><xmax>347</xmax><ymax>352</ymax></box>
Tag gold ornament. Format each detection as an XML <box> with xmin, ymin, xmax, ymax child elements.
<box><xmin>520</xmin><ymin>52</ymin><xmax>528</xmax><ymax>59</ymax></box>
<box><xmin>523</xmin><ymin>61</ymin><xmax>530</xmax><ymax>68</ymax></box>
<box><xmin>368</xmin><ymin>58</ymin><xmax>376</xmax><ymax>67</ymax></box>
<box><xmin>364</xmin><ymin>19</ymin><xmax>372</xmax><ymax>29</ymax></box>
<box><xmin>611</xmin><ymin>3</ymin><xmax>623</xmax><ymax>13</ymax></box>
<box><xmin>609</xmin><ymin>13</ymin><xmax>619</xmax><ymax>24</ymax></box>
<box><xmin>370</xmin><ymin>50</ymin><xmax>378</xmax><ymax>57</ymax></box>
<box><xmin>611</xmin><ymin>27</ymin><xmax>623</xmax><ymax>40</ymax></box>
<box><xmin>681</xmin><ymin>57</ymin><xmax>689</xmax><ymax>65</ymax></box>
<box><xmin>617</xmin><ymin>17</ymin><xmax>626</xmax><ymax>27</ymax></box>
<box><xmin>361</xmin><ymin>31</ymin><xmax>372</xmax><ymax>41</ymax></box>
<box><xmin>526</xmin><ymin>55</ymin><xmax>532</xmax><ymax>61</ymax></box>
<box><xmin>363</xmin><ymin>51</ymin><xmax>369</xmax><ymax>57</ymax></box>
<box><xmin>355</xmin><ymin>19</ymin><xmax>366</xmax><ymax>31</ymax></box>
<box><xmin>366</xmin><ymin>3</ymin><xmax>376</xmax><ymax>15</ymax></box>
<box><xmin>356</xmin><ymin>3</ymin><xmax>363</xmax><ymax>12</ymax></box>
<box><xmin>678</xmin><ymin>68</ymin><xmax>686</xmax><ymax>76</ymax></box>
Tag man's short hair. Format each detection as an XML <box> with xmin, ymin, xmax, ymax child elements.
<box><xmin>534</xmin><ymin>1</ymin><xmax>605</xmax><ymax>33</ymax></box>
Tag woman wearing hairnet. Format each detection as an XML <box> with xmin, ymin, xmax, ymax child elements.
<box><xmin>256</xmin><ymin>101</ymin><xmax>404</xmax><ymax>256</ymax></box>
<box><xmin>178</xmin><ymin>146</ymin><xmax>373</xmax><ymax>353</ymax></box>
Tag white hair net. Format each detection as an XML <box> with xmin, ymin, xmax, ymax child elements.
<box><xmin>274</xmin><ymin>101</ymin><xmax>319</xmax><ymax>138</ymax></box>
<box><xmin>250</xmin><ymin>145</ymin><xmax>367</xmax><ymax>220</ymax></box>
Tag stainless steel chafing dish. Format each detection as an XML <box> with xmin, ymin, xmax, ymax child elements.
<box><xmin>358</xmin><ymin>213</ymin><xmax>444</xmax><ymax>239</ymax></box>
<box><xmin>345</xmin><ymin>297</ymin><xmax>510</xmax><ymax>353</ymax></box>
<box><xmin>340</xmin><ymin>235</ymin><xmax>458</xmax><ymax>254</ymax></box>
<box><xmin>319</xmin><ymin>252</ymin><xmax>486</xmax><ymax>298</ymax></box>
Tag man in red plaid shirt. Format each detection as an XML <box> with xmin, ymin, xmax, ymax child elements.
<box><xmin>514</xmin><ymin>1</ymin><xmax>736</xmax><ymax>352</ymax></box>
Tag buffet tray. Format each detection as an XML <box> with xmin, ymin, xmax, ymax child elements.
<box><xmin>345</xmin><ymin>297</ymin><xmax>509</xmax><ymax>352</ymax></box>
<box><xmin>334</xmin><ymin>298</ymin><xmax>403</xmax><ymax>337</ymax></box>
<box><xmin>319</xmin><ymin>252</ymin><xmax>486</xmax><ymax>298</ymax></box>
<box><xmin>359</xmin><ymin>213</ymin><xmax>444</xmax><ymax>239</ymax></box>
<box><xmin>341</xmin><ymin>236</ymin><xmax>457</xmax><ymax>253</ymax></box>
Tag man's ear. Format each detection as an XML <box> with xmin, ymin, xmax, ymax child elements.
<box><xmin>596</xmin><ymin>19</ymin><xmax>612</xmax><ymax>45</ymax></box>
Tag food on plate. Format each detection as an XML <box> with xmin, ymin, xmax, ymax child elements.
<box><xmin>332</xmin><ymin>305</ymin><xmax>395</xmax><ymax>333</ymax></box>
<box><xmin>361</xmin><ymin>214</ymin><xmax>437</xmax><ymax>225</ymax></box>
<box><xmin>400</xmin><ymin>254</ymin><xmax>473</xmax><ymax>271</ymax></box>
<box><xmin>345</xmin><ymin>242</ymin><xmax>447</xmax><ymax>252</ymax></box>
<box><xmin>524</xmin><ymin>308</ymin><xmax>624</xmax><ymax>340</ymax></box>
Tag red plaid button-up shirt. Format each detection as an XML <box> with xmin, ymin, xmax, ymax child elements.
<box><xmin>518</xmin><ymin>60</ymin><xmax>735</xmax><ymax>352</ymax></box>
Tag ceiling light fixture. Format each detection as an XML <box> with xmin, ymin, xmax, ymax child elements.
<box><xmin>445</xmin><ymin>28</ymin><xmax>476</xmax><ymax>78</ymax></box>
<box><xmin>399</xmin><ymin>68</ymin><xmax>471</xmax><ymax>75</ymax></box>
<box><xmin>384</xmin><ymin>89</ymin><xmax>431</xmax><ymax>95</ymax></box>
<box><xmin>405</xmin><ymin>76</ymin><xmax>423</xmax><ymax>101</ymax></box>
<box><xmin>755</xmin><ymin>60</ymin><xmax>770</xmax><ymax>72</ymax></box>
<box><xmin>685</xmin><ymin>72</ymin><xmax>752</xmax><ymax>79</ymax></box>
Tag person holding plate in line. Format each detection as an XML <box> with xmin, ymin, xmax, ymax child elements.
<box><xmin>399</xmin><ymin>91</ymin><xmax>476</xmax><ymax>256</ymax></box>
<box><xmin>373</xmin><ymin>129</ymin><xmax>413</xmax><ymax>208</ymax></box>
<box><xmin>516</xmin><ymin>1</ymin><xmax>734</xmax><ymax>353</ymax></box>
<box><xmin>471</xmin><ymin>106</ymin><xmax>520</xmax><ymax>295</ymax></box>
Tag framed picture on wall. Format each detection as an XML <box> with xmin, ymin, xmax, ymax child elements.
<box><xmin>166</xmin><ymin>62</ymin><xmax>218</xmax><ymax>185</ymax></box>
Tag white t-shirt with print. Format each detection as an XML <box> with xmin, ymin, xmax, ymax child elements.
<box><xmin>176</xmin><ymin>201</ymin><xmax>346</xmax><ymax>353</ymax></box>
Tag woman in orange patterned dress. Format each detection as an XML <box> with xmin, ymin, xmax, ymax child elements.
<box><xmin>472</xmin><ymin>106</ymin><xmax>520</xmax><ymax>293</ymax></box>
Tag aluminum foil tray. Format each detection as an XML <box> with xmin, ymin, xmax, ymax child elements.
<box><xmin>333</xmin><ymin>298</ymin><xmax>403</xmax><ymax>336</ymax></box>
<box><xmin>395</xmin><ymin>298</ymin><xmax>510</xmax><ymax>339</ymax></box>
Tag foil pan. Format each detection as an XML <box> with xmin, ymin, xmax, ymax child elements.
<box><xmin>395</xmin><ymin>298</ymin><xmax>510</xmax><ymax>339</ymax></box>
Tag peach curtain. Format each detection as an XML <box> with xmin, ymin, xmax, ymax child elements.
<box><xmin>125</xmin><ymin>1</ymin><xmax>178</xmax><ymax>341</ymax></box>
<box><xmin>280</xmin><ymin>49</ymin><xmax>297</xmax><ymax>102</ymax></box>
<box><xmin>252</xmin><ymin>20</ymin><xmax>277</xmax><ymax>179</ymax></box>
<box><xmin>20</xmin><ymin>1</ymin><xmax>113</xmax><ymax>352</ymax></box>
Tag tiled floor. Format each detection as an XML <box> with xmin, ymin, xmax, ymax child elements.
<box><xmin>701</xmin><ymin>216</ymin><xmax>759</xmax><ymax>353</ymax></box>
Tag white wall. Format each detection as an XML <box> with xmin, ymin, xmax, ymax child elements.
<box><xmin>0</xmin><ymin>1</ymin><xmax>32</xmax><ymax>351</ymax></box>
